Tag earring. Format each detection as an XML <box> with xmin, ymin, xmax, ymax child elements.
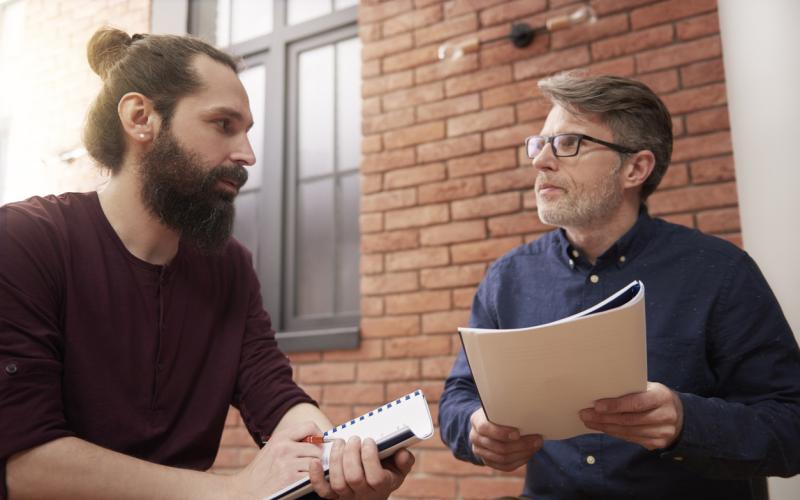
<box><xmin>138</xmin><ymin>133</ymin><xmax>146</xmax><ymax>139</ymax></box>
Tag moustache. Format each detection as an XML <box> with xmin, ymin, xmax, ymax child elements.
<box><xmin>207</xmin><ymin>164</ymin><xmax>249</xmax><ymax>190</ymax></box>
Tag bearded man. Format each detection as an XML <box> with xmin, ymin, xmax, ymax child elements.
<box><xmin>0</xmin><ymin>28</ymin><xmax>412</xmax><ymax>500</ymax></box>
<box><xmin>439</xmin><ymin>73</ymin><xmax>800</xmax><ymax>499</ymax></box>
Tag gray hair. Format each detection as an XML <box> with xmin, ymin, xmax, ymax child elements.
<box><xmin>538</xmin><ymin>72</ymin><xmax>673</xmax><ymax>201</ymax></box>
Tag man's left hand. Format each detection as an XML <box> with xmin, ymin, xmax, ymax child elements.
<box><xmin>579</xmin><ymin>381</ymin><xmax>684</xmax><ymax>450</ymax></box>
<box><xmin>309</xmin><ymin>436</ymin><xmax>414</xmax><ymax>499</ymax></box>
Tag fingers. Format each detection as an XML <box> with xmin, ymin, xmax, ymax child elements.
<box><xmin>309</xmin><ymin>458</ymin><xmax>337</xmax><ymax>499</ymax></box>
<box><xmin>593</xmin><ymin>382</ymin><xmax>669</xmax><ymax>413</ymax></box>
<box><xmin>276</xmin><ymin>420</ymin><xmax>324</xmax><ymax>442</ymax></box>
<box><xmin>327</xmin><ymin>439</ymin><xmax>354</xmax><ymax>497</ymax></box>
<box><xmin>470</xmin><ymin>408</ymin><xmax>523</xmax><ymax>441</ymax></box>
<box><xmin>471</xmin><ymin>434</ymin><xmax>542</xmax><ymax>471</ymax></box>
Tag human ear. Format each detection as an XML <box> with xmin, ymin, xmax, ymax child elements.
<box><xmin>117</xmin><ymin>92</ymin><xmax>161</xmax><ymax>144</ymax></box>
<box><xmin>622</xmin><ymin>150</ymin><xmax>656</xmax><ymax>191</ymax></box>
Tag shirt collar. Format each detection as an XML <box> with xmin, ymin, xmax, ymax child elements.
<box><xmin>553</xmin><ymin>205</ymin><xmax>656</xmax><ymax>270</ymax></box>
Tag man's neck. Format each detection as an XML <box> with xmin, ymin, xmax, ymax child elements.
<box><xmin>562</xmin><ymin>199</ymin><xmax>641</xmax><ymax>265</ymax></box>
<box><xmin>97</xmin><ymin>168</ymin><xmax>180</xmax><ymax>266</ymax></box>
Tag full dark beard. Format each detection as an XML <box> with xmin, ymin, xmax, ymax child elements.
<box><xmin>139</xmin><ymin>128</ymin><xmax>248</xmax><ymax>255</ymax></box>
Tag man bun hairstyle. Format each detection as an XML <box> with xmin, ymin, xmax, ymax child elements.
<box><xmin>83</xmin><ymin>27</ymin><xmax>240</xmax><ymax>173</ymax></box>
<box><xmin>538</xmin><ymin>72</ymin><xmax>673</xmax><ymax>201</ymax></box>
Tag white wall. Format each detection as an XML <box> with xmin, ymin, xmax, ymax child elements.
<box><xmin>717</xmin><ymin>1</ymin><xmax>800</xmax><ymax>498</ymax></box>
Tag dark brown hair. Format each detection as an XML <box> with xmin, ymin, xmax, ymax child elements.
<box><xmin>538</xmin><ymin>72</ymin><xmax>673</xmax><ymax>201</ymax></box>
<box><xmin>82</xmin><ymin>27</ymin><xmax>239</xmax><ymax>172</ymax></box>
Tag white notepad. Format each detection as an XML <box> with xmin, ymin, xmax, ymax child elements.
<box><xmin>267</xmin><ymin>389</ymin><xmax>434</xmax><ymax>500</ymax></box>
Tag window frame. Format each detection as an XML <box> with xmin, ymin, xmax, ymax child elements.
<box><xmin>171</xmin><ymin>0</ymin><xmax>361</xmax><ymax>352</ymax></box>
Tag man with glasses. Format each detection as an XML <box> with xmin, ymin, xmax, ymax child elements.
<box><xmin>439</xmin><ymin>73</ymin><xmax>800</xmax><ymax>499</ymax></box>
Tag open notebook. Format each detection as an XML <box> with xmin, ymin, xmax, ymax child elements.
<box><xmin>267</xmin><ymin>390</ymin><xmax>433</xmax><ymax>500</ymax></box>
<box><xmin>459</xmin><ymin>280</ymin><xmax>648</xmax><ymax>440</ymax></box>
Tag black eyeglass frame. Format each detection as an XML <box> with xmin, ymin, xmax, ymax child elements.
<box><xmin>525</xmin><ymin>133</ymin><xmax>638</xmax><ymax>159</ymax></box>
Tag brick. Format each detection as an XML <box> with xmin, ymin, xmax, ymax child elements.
<box><xmin>323</xmin><ymin>339</ymin><xmax>384</xmax><ymax>361</ymax></box>
<box><xmin>514</xmin><ymin>46</ymin><xmax>591</xmax><ymax>80</ymax></box>
<box><xmin>485</xmin><ymin>166</ymin><xmax>536</xmax><ymax>193</ymax></box>
<box><xmin>516</xmin><ymin>97</ymin><xmax>552</xmax><ymax>123</ymax></box>
<box><xmin>551</xmin><ymin>13</ymin><xmax>629</xmax><ymax>50</ymax></box>
<box><xmin>361</xmin><ymin>271</ymin><xmax>419</xmax><ymax>295</ymax></box>
<box><xmin>385</xmin><ymin>203</ymin><xmax>449</xmax><ymax>230</ymax></box>
<box><xmin>385</xmin><ymin>290</ymin><xmax>451</xmax><ymax>314</ymax></box>
<box><xmin>360</xmin><ymin>254</ymin><xmax>383</xmax><ymax>274</ymax></box>
<box><xmin>421</xmin><ymin>263</ymin><xmax>485</xmax><ymax>289</ymax></box>
<box><xmin>672</xmin><ymin>116</ymin><xmax>686</xmax><ymax>138</ymax></box>
<box><xmin>586</xmin><ymin>56</ymin><xmax>637</xmax><ymax>77</ymax></box>
<box><xmin>448</xmin><ymin>149</ymin><xmax>519</xmax><ymax>178</ymax></box>
<box><xmin>481</xmin><ymin>79</ymin><xmax>539</xmax><ymax>109</ymax></box>
<box><xmin>672</xmin><ymin>130</ymin><xmax>731</xmax><ymax>162</ymax></box>
<box><xmin>358</xmin><ymin>359</ymin><xmax>420</xmax><ymax>382</ymax></box>
<box><xmin>453</xmin><ymin>287</ymin><xmax>477</xmax><ymax>308</ymax></box>
<box><xmin>479</xmin><ymin>0</ymin><xmax>546</xmax><ymax>26</ymax></box>
<box><xmin>395</xmin><ymin>475</ymin><xmax>457</xmax><ymax>498</ymax></box>
<box><xmin>384</xmin><ymin>162</ymin><xmax>447</xmax><ymax>189</ymax></box>
<box><xmin>719</xmin><ymin>233</ymin><xmax>743</xmax><ymax>248</ymax></box>
<box><xmin>478</xmin><ymin>30</ymin><xmax>550</xmax><ymax>68</ymax></box>
<box><xmin>219</xmin><ymin>426</ymin><xmax>255</xmax><ymax>447</ymax></box>
<box><xmin>319</xmin><ymin>405</ymin><xmax>354</xmax><ymax>426</ymax></box>
<box><xmin>212</xmin><ymin>447</ymin><xmax>243</xmax><ymax>469</ymax></box>
<box><xmin>419</xmin><ymin>449</ymin><xmax>493</xmax><ymax>475</ymax></box>
<box><xmin>383</xmin><ymin>82</ymin><xmax>445</xmax><ymax>111</ymax></box>
<box><xmin>444</xmin><ymin>0</ymin><xmax>505</xmax><ymax>17</ymax></box>
<box><xmin>363</xmin><ymin>108</ymin><xmax>416</xmax><ymax>135</ymax></box>
<box><xmin>631</xmin><ymin>0</ymin><xmax>716</xmax><ymax>30</ymax></box>
<box><xmin>362</xmin><ymin>174</ymin><xmax>383</xmax><ymax>195</ymax></box>
<box><xmin>361</xmin><ymin>188</ymin><xmax>416</xmax><ymax>213</ymax></box>
<box><xmin>362</xmin><ymin>134</ymin><xmax>382</xmax><ymax>154</ymax></box>
<box><xmin>697</xmin><ymin>207</ymin><xmax>740</xmax><ymax>233</ymax></box>
<box><xmin>360</xmin><ymin>213</ymin><xmax>383</xmax><ymax>233</ymax></box>
<box><xmin>362</xmin><ymin>59</ymin><xmax>381</xmax><ymax>79</ymax></box>
<box><xmin>361</xmin><ymin>315</ymin><xmax>420</xmax><ymax>337</ymax></box>
<box><xmin>362</xmin><ymin>148</ymin><xmax>416</xmax><ymax>174</ymax></box>
<box><xmin>361</xmin><ymin>229</ymin><xmax>419</xmax><ymax>253</ymax></box>
<box><xmin>384</xmin><ymin>121</ymin><xmax>446</xmax><ymax>150</ymax></box>
<box><xmin>360</xmin><ymin>23</ymin><xmax>382</xmax><ymax>44</ymax></box>
<box><xmin>680</xmin><ymin>58</ymin><xmax>725</xmax><ymax>87</ymax></box>
<box><xmin>361</xmin><ymin>296</ymin><xmax>384</xmax><ymax>316</ymax></box>
<box><xmin>523</xmin><ymin>190</ymin><xmax>538</xmax><ymax>210</ymax></box>
<box><xmin>418</xmin><ymin>176</ymin><xmax>485</xmax><ymax>204</ymax></box>
<box><xmin>386</xmin><ymin>246</ymin><xmax>451</xmax><ymax>271</ymax></box>
<box><xmin>383</xmin><ymin>44</ymin><xmax>441</xmax><ymax>72</ymax></box>
<box><xmin>414</xmin><ymin>12</ymin><xmax>478</xmax><ymax>47</ymax></box>
<box><xmin>416</xmin><ymin>53</ymin><xmax>479</xmax><ymax>85</ymax></box>
<box><xmin>422</xmin><ymin>356</ymin><xmax>456</xmax><ymax>378</ymax></box>
<box><xmin>451</xmin><ymin>236</ymin><xmax>522</xmax><ymax>263</ymax></box>
<box><xmin>386</xmin><ymin>381</ymin><xmax>444</xmax><ymax>402</ymax></box>
<box><xmin>636</xmin><ymin>35</ymin><xmax>721</xmax><ymax>73</ymax></box>
<box><xmin>452</xmin><ymin>191</ymin><xmax>521</xmax><ymax>220</ymax></box>
<box><xmin>658</xmin><ymin>163</ymin><xmax>689</xmax><ymax>189</ymax></box>
<box><xmin>324</xmin><ymin>383</ymin><xmax>385</xmax><ymax>405</ymax></box>
<box><xmin>460</xmin><ymin>477</ymin><xmax>526</xmax><ymax>499</ymax></box>
<box><xmin>288</xmin><ymin>352</ymin><xmax>322</xmax><ymax>364</ymax></box>
<box><xmin>677</xmin><ymin>11</ymin><xmax>719</xmax><ymax>40</ymax></box>
<box><xmin>445</xmin><ymin>65</ymin><xmax>513</xmax><ymax>97</ymax></box>
<box><xmin>485</xmin><ymin>123</ymin><xmax>536</xmax><ymax>151</ymax></box>
<box><xmin>297</xmin><ymin>363</ymin><xmax>356</xmax><ymax>384</ymax></box>
<box><xmin>363</xmin><ymin>96</ymin><xmax>381</xmax><ymax>116</ymax></box>
<box><xmin>686</xmin><ymin>106</ymin><xmax>729</xmax><ymax>134</ymax></box>
<box><xmin>386</xmin><ymin>336</ymin><xmax>452</xmax><ymax>358</ymax></box>
<box><xmin>362</xmin><ymin>33</ymin><xmax>414</xmax><ymax>61</ymax></box>
<box><xmin>422</xmin><ymin>309</ymin><xmax>471</xmax><ymax>334</ymax></box>
<box><xmin>637</xmin><ymin>69</ymin><xmax>679</xmax><ymax>94</ymax></box>
<box><xmin>382</xmin><ymin>4</ymin><xmax>442</xmax><ymax>37</ymax></box>
<box><xmin>359</xmin><ymin>0</ymin><xmax>414</xmax><ymax>23</ymax></box>
<box><xmin>417</xmin><ymin>133</ymin><xmax>482</xmax><ymax>163</ymax></box>
<box><xmin>488</xmin><ymin>211</ymin><xmax>552</xmax><ymax>237</ymax></box>
<box><xmin>591</xmin><ymin>24</ymin><xmax>674</xmax><ymax>61</ymax></box>
<box><xmin>225</xmin><ymin>407</ymin><xmax>243</xmax><ymax>427</ymax></box>
<box><xmin>362</xmin><ymin>70</ymin><xmax>414</xmax><ymax>98</ymax></box>
<box><xmin>447</xmin><ymin>106</ymin><xmax>515</xmax><ymax>136</ymax></box>
<box><xmin>662</xmin><ymin>83</ymin><xmax>727</xmax><ymax>116</ymax></box>
<box><xmin>593</xmin><ymin>0</ymin><xmax>655</xmax><ymax>16</ymax></box>
<box><xmin>420</xmin><ymin>220</ymin><xmax>487</xmax><ymax>246</ymax></box>
<box><xmin>417</xmin><ymin>93</ymin><xmax>481</xmax><ymax>122</ymax></box>
<box><xmin>690</xmin><ymin>155</ymin><xmax>735</xmax><ymax>184</ymax></box>
<box><xmin>661</xmin><ymin>213</ymin><xmax>695</xmax><ymax>228</ymax></box>
<box><xmin>648</xmin><ymin>182</ymin><xmax>738</xmax><ymax>215</ymax></box>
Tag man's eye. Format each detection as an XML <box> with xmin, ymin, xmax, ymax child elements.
<box><xmin>215</xmin><ymin>119</ymin><xmax>230</xmax><ymax>131</ymax></box>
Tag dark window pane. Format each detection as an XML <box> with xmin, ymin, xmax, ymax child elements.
<box><xmin>297</xmin><ymin>178</ymin><xmax>335</xmax><ymax>317</ymax></box>
<box><xmin>336</xmin><ymin>172</ymin><xmax>360</xmax><ymax>314</ymax></box>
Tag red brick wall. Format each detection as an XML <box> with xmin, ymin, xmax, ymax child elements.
<box><xmin>218</xmin><ymin>0</ymin><xmax>737</xmax><ymax>498</ymax></box>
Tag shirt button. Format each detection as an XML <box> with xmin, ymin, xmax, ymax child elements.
<box><xmin>673</xmin><ymin>456</ymin><xmax>684</xmax><ymax>462</ymax></box>
<box><xmin>5</xmin><ymin>363</ymin><xmax>18</xmax><ymax>374</ymax></box>
<box><xmin>586</xmin><ymin>455</ymin><xmax>596</xmax><ymax>465</ymax></box>
<box><xmin>569</xmin><ymin>259</ymin><xmax>575</xmax><ymax>268</ymax></box>
<box><xmin>571</xmin><ymin>249</ymin><xmax>580</xmax><ymax>258</ymax></box>
<box><xmin>619</xmin><ymin>255</ymin><xmax>626</xmax><ymax>263</ymax></box>
<box><xmin>590</xmin><ymin>274</ymin><xmax>600</xmax><ymax>284</ymax></box>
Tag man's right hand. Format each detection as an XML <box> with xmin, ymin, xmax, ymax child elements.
<box><xmin>230</xmin><ymin>421</ymin><xmax>324</xmax><ymax>500</ymax></box>
<box><xmin>469</xmin><ymin>408</ymin><xmax>543</xmax><ymax>471</ymax></box>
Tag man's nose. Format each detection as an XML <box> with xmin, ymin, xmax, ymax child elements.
<box><xmin>232</xmin><ymin>134</ymin><xmax>256</xmax><ymax>167</ymax></box>
<box><xmin>532</xmin><ymin>142</ymin><xmax>558</xmax><ymax>171</ymax></box>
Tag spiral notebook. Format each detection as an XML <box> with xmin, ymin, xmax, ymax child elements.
<box><xmin>267</xmin><ymin>389</ymin><xmax>434</xmax><ymax>500</ymax></box>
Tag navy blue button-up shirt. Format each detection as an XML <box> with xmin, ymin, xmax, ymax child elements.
<box><xmin>439</xmin><ymin>209</ymin><xmax>800</xmax><ymax>500</ymax></box>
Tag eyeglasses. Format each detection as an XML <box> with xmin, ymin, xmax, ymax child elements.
<box><xmin>525</xmin><ymin>133</ymin><xmax>638</xmax><ymax>159</ymax></box>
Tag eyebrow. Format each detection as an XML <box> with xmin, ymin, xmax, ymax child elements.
<box><xmin>203</xmin><ymin>106</ymin><xmax>254</xmax><ymax>131</ymax></box>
